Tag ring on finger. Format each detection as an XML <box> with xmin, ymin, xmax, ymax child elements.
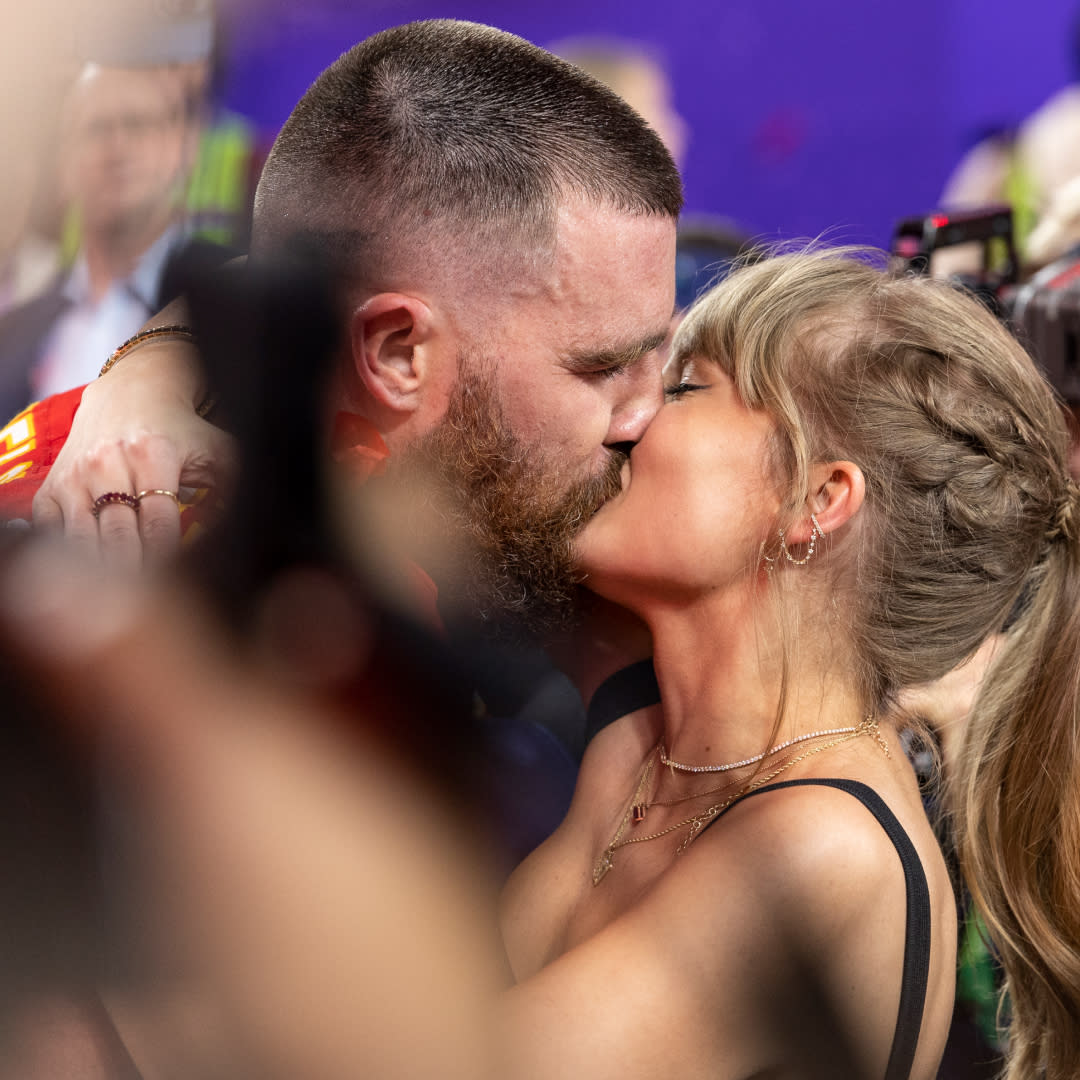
<box><xmin>91</xmin><ymin>491</ymin><xmax>140</xmax><ymax>517</ymax></box>
<box><xmin>136</xmin><ymin>488</ymin><xmax>181</xmax><ymax>507</ymax></box>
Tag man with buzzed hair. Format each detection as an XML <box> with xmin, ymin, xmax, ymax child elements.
<box><xmin>3</xmin><ymin>19</ymin><xmax>680</xmax><ymax>638</ymax></box>
<box><xmin>0</xmin><ymin>25</ymin><xmax>678</xmax><ymax>1071</ymax></box>
<box><xmin>246</xmin><ymin>20</ymin><xmax>680</xmax><ymax>632</ymax></box>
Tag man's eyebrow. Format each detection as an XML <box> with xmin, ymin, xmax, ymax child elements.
<box><xmin>563</xmin><ymin>330</ymin><xmax>669</xmax><ymax>373</ymax></box>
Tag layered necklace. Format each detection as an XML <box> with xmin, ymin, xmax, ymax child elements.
<box><xmin>658</xmin><ymin>723</ymin><xmax>863</xmax><ymax>774</ymax></box>
<box><xmin>592</xmin><ymin>716</ymin><xmax>888</xmax><ymax>886</ymax></box>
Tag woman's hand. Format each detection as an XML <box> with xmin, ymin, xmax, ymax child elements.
<box><xmin>31</xmin><ymin>339</ymin><xmax>235</xmax><ymax>572</ymax></box>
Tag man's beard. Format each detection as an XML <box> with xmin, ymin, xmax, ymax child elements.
<box><xmin>395</xmin><ymin>361</ymin><xmax>626</xmax><ymax>642</ymax></box>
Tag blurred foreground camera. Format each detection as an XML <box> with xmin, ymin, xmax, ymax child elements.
<box><xmin>892</xmin><ymin>205</ymin><xmax>1080</xmax><ymax>405</ymax></box>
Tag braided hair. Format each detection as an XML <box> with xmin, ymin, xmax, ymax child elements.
<box><xmin>675</xmin><ymin>246</ymin><xmax>1080</xmax><ymax>1080</ymax></box>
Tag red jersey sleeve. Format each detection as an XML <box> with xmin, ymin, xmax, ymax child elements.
<box><xmin>0</xmin><ymin>386</ymin><xmax>85</xmax><ymax>524</ymax></box>
<box><xmin>0</xmin><ymin>386</ymin><xmax>219</xmax><ymax>540</ymax></box>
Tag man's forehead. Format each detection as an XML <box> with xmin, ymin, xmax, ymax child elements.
<box><xmin>438</xmin><ymin>199</ymin><xmax>676</xmax><ymax>353</ymax></box>
<box><xmin>551</xmin><ymin>198</ymin><xmax>677</xmax><ymax>260</ymax></box>
<box><xmin>539</xmin><ymin>203</ymin><xmax>676</xmax><ymax>338</ymax></box>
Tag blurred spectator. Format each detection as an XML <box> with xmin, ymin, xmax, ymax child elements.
<box><xmin>940</xmin><ymin>128</ymin><xmax>1038</xmax><ymax>255</ymax></box>
<box><xmin>0</xmin><ymin>7</ymin><xmax>75</xmax><ymax>321</ymax></box>
<box><xmin>76</xmin><ymin>0</ymin><xmax>263</xmax><ymax>252</ymax></box>
<box><xmin>674</xmin><ymin>215</ymin><xmax>747</xmax><ymax>310</ymax></box>
<box><xmin>0</xmin><ymin>64</ymin><xmax>193</xmax><ymax>420</ymax></box>
<box><xmin>0</xmin><ymin>124</ymin><xmax>62</xmax><ymax>323</ymax></box>
<box><xmin>939</xmin><ymin>8</ymin><xmax>1080</xmax><ymax>271</ymax></box>
<box><xmin>551</xmin><ymin>35</ymin><xmax>688</xmax><ymax>168</ymax></box>
<box><xmin>552</xmin><ymin>39</ymin><xmax>750</xmax><ymax>319</ymax></box>
<box><xmin>1023</xmin><ymin>173</ymin><xmax>1080</xmax><ymax>267</ymax></box>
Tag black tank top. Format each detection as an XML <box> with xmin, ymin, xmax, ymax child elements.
<box><xmin>700</xmin><ymin>777</ymin><xmax>932</xmax><ymax>1080</ymax></box>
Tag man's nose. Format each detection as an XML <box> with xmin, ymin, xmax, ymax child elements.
<box><xmin>605</xmin><ymin>351</ymin><xmax>665</xmax><ymax>449</ymax></box>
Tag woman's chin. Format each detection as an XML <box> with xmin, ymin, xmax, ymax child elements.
<box><xmin>573</xmin><ymin>493</ymin><xmax>649</xmax><ymax>605</ymax></box>
<box><xmin>572</xmin><ymin>546</ymin><xmax>637</xmax><ymax>610</ymax></box>
<box><xmin>572</xmin><ymin>519</ymin><xmax>609</xmax><ymax>580</ymax></box>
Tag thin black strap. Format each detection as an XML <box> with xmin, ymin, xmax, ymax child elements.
<box><xmin>585</xmin><ymin>659</ymin><xmax>660</xmax><ymax>744</ymax></box>
<box><xmin>704</xmin><ymin>778</ymin><xmax>931</xmax><ymax>1080</ymax></box>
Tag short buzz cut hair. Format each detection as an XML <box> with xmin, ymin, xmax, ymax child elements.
<box><xmin>252</xmin><ymin>19</ymin><xmax>683</xmax><ymax>282</ymax></box>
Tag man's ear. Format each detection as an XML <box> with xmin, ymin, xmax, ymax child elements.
<box><xmin>788</xmin><ymin>460</ymin><xmax>866</xmax><ymax>543</ymax></box>
<box><xmin>349</xmin><ymin>293</ymin><xmax>436</xmax><ymax>413</ymax></box>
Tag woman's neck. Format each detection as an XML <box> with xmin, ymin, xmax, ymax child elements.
<box><xmin>644</xmin><ymin>580</ymin><xmax>863</xmax><ymax>770</ymax></box>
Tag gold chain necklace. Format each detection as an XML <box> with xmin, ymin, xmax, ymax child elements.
<box><xmin>591</xmin><ymin>748</ymin><xmax>658</xmax><ymax>885</ymax></box>
<box><xmin>634</xmin><ymin>726</ymin><xmax>871</xmax><ymax>825</ymax></box>
<box><xmin>591</xmin><ymin>717</ymin><xmax>887</xmax><ymax>886</ymax></box>
<box><xmin>632</xmin><ymin>762</ymin><xmax>765</xmax><ymax>824</ymax></box>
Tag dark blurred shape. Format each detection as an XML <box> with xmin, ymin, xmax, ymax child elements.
<box><xmin>891</xmin><ymin>205</ymin><xmax>1019</xmax><ymax>314</ymax></box>
<box><xmin>176</xmin><ymin>247</ymin><xmax>484</xmax><ymax>808</ymax></box>
<box><xmin>178</xmin><ymin>244</ymin><xmax>341</xmax><ymax>614</ymax></box>
<box><xmin>675</xmin><ymin>215</ymin><xmax>748</xmax><ymax>311</ymax></box>
<box><xmin>0</xmin><ymin>566</ymin><xmax>103</xmax><ymax>998</ymax></box>
<box><xmin>1010</xmin><ymin>250</ymin><xmax>1080</xmax><ymax>407</ymax></box>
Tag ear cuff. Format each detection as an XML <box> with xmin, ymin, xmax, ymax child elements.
<box><xmin>762</xmin><ymin>512</ymin><xmax>824</xmax><ymax>572</ymax></box>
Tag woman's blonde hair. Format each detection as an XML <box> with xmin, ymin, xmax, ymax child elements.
<box><xmin>674</xmin><ymin>246</ymin><xmax>1080</xmax><ymax>1080</ymax></box>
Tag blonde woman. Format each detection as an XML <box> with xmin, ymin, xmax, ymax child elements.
<box><xmin>500</xmin><ymin>248</ymin><xmax>1075</xmax><ymax>1079</ymax></box>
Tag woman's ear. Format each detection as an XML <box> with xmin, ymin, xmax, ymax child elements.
<box><xmin>349</xmin><ymin>293</ymin><xmax>436</xmax><ymax>414</ymax></box>
<box><xmin>787</xmin><ymin>460</ymin><xmax>866</xmax><ymax>543</ymax></box>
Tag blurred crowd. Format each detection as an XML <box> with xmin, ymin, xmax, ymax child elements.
<box><xmin>0</xmin><ymin>0</ymin><xmax>261</xmax><ymax>420</ymax></box>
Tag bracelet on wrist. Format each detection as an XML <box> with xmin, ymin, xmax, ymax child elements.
<box><xmin>99</xmin><ymin>325</ymin><xmax>196</xmax><ymax>377</ymax></box>
<box><xmin>98</xmin><ymin>323</ymin><xmax>216</xmax><ymax>417</ymax></box>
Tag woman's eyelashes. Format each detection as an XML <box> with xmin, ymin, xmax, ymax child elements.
<box><xmin>663</xmin><ymin>382</ymin><xmax>708</xmax><ymax>399</ymax></box>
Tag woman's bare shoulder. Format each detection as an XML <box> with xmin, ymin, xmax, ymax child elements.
<box><xmin>661</xmin><ymin>780</ymin><xmax>909</xmax><ymax>933</ymax></box>
<box><xmin>499</xmin><ymin>783</ymin><xmax>922</xmax><ymax>1078</ymax></box>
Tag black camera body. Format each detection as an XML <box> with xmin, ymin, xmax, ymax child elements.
<box><xmin>891</xmin><ymin>205</ymin><xmax>1080</xmax><ymax>405</ymax></box>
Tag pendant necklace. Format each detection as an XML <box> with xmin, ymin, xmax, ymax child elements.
<box><xmin>592</xmin><ymin>717</ymin><xmax>888</xmax><ymax>886</ymax></box>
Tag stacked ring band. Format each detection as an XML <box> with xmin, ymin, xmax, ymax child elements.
<box><xmin>136</xmin><ymin>489</ymin><xmax>181</xmax><ymax>506</ymax></box>
<box><xmin>90</xmin><ymin>489</ymin><xmax>181</xmax><ymax>516</ymax></box>
<box><xmin>91</xmin><ymin>491</ymin><xmax>141</xmax><ymax>517</ymax></box>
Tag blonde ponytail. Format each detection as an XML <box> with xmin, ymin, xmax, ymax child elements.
<box><xmin>955</xmin><ymin>509</ymin><xmax>1080</xmax><ymax>1080</ymax></box>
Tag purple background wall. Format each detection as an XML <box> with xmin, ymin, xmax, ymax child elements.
<box><xmin>219</xmin><ymin>0</ymin><xmax>1079</xmax><ymax>247</ymax></box>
